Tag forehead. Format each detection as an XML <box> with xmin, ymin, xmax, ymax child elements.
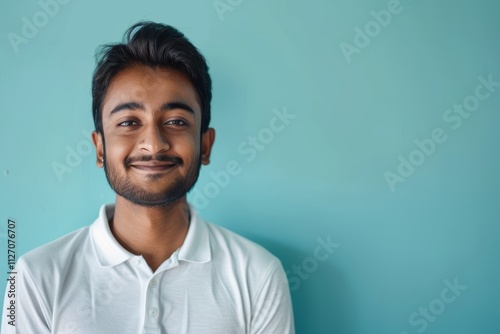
<box><xmin>102</xmin><ymin>65</ymin><xmax>201</xmax><ymax>115</ymax></box>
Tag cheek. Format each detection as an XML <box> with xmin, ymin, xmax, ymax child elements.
<box><xmin>172</xmin><ymin>135</ymin><xmax>199</xmax><ymax>160</ymax></box>
<box><xmin>103</xmin><ymin>135</ymin><xmax>134</xmax><ymax>161</ymax></box>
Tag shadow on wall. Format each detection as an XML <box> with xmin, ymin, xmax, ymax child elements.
<box><xmin>245</xmin><ymin>234</ymin><xmax>355</xmax><ymax>334</ymax></box>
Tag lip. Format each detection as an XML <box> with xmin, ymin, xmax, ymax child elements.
<box><xmin>130</xmin><ymin>162</ymin><xmax>177</xmax><ymax>172</ymax></box>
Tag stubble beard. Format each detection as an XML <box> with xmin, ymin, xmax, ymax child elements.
<box><xmin>102</xmin><ymin>147</ymin><xmax>202</xmax><ymax>208</ymax></box>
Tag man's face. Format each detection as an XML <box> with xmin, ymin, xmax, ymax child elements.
<box><xmin>92</xmin><ymin>65</ymin><xmax>214</xmax><ymax>207</ymax></box>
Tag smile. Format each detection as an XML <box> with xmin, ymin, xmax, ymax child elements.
<box><xmin>129</xmin><ymin>163</ymin><xmax>177</xmax><ymax>172</ymax></box>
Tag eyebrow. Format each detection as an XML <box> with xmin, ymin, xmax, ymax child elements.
<box><xmin>109</xmin><ymin>101</ymin><xmax>195</xmax><ymax>116</ymax></box>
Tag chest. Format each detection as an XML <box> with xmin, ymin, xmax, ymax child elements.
<box><xmin>50</xmin><ymin>263</ymin><xmax>247</xmax><ymax>334</ymax></box>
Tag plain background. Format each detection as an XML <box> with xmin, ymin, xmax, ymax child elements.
<box><xmin>1</xmin><ymin>0</ymin><xmax>499</xmax><ymax>333</ymax></box>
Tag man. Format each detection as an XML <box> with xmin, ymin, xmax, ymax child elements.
<box><xmin>2</xmin><ymin>22</ymin><xmax>295</xmax><ymax>333</ymax></box>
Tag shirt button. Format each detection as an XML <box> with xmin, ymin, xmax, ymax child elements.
<box><xmin>150</xmin><ymin>279</ymin><xmax>158</xmax><ymax>287</ymax></box>
<box><xmin>150</xmin><ymin>307</ymin><xmax>158</xmax><ymax>317</ymax></box>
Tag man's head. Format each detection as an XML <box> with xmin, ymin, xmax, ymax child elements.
<box><xmin>91</xmin><ymin>22</ymin><xmax>215</xmax><ymax>207</ymax></box>
<box><xmin>92</xmin><ymin>21</ymin><xmax>212</xmax><ymax>136</ymax></box>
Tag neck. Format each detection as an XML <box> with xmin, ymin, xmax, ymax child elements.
<box><xmin>110</xmin><ymin>195</ymin><xmax>191</xmax><ymax>272</ymax></box>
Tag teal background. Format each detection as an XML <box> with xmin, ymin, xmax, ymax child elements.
<box><xmin>1</xmin><ymin>0</ymin><xmax>499</xmax><ymax>333</ymax></box>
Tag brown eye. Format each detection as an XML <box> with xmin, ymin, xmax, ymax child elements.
<box><xmin>166</xmin><ymin>120</ymin><xmax>187</xmax><ymax>126</ymax></box>
<box><xmin>119</xmin><ymin>120</ymin><xmax>139</xmax><ymax>126</ymax></box>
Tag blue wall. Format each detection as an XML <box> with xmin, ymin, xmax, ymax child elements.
<box><xmin>1</xmin><ymin>0</ymin><xmax>499</xmax><ymax>333</ymax></box>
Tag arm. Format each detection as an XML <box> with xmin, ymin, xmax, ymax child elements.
<box><xmin>1</xmin><ymin>258</ymin><xmax>52</xmax><ymax>333</ymax></box>
<box><xmin>250</xmin><ymin>261</ymin><xmax>295</xmax><ymax>334</ymax></box>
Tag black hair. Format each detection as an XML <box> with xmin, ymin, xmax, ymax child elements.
<box><xmin>91</xmin><ymin>21</ymin><xmax>212</xmax><ymax>134</ymax></box>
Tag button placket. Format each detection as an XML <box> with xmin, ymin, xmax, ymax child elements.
<box><xmin>143</xmin><ymin>272</ymin><xmax>164</xmax><ymax>329</ymax></box>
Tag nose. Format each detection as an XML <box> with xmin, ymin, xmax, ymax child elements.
<box><xmin>137</xmin><ymin>123</ymin><xmax>170</xmax><ymax>154</ymax></box>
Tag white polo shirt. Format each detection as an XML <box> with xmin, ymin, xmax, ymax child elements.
<box><xmin>2</xmin><ymin>204</ymin><xmax>294</xmax><ymax>334</ymax></box>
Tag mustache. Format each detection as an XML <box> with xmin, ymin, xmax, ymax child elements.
<box><xmin>124</xmin><ymin>154</ymin><xmax>182</xmax><ymax>166</ymax></box>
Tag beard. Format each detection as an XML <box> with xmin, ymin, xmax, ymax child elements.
<box><xmin>102</xmin><ymin>147</ymin><xmax>201</xmax><ymax>208</ymax></box>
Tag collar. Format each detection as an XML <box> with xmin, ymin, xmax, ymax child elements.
<box><xmin>90</xmin><ymin>203</ymin><xmax>211</xmax><ymax>267</ymax></box>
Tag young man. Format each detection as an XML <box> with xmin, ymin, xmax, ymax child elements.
<box><xmin>2</xmin><ymin>22</ymin><xmax>295</xmax><ymax>333</ymax></box>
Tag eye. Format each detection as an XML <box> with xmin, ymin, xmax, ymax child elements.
<box><xmin>118</xmin><ymin>120</ymin><xmax>139</xmax><ymax>127</ymax></box>
<box><xmin>166</xmin><ymin>119</ymin><xmax>187</xmax><ymax>126</ymax></box>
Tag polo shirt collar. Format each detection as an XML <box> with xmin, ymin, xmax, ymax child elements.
<box><xmin>178</xmin><ymin>206</ymin><xmax>211</xmax><ymax>263</ymax></box>
<box><xmin>90</xmin><ymin>204</ymin><xmax>133</xmax><ymax>266</ymax></box>
<box><xmin>90</xmin><ymin>203</ymin><xmax>211</xmax><ymax>267</ymax></box>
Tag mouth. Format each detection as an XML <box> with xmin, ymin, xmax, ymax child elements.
<box><xmin>129</xmin><ymin>162</ymin><xmax>178</xmax><ymax>172</ymax></box>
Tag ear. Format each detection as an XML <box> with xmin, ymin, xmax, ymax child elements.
<box><xmin>92</xmin><ymin>131</ymin><xmax>104</xmax><ymax>168</ymax></box>
<box><xmin>200</xmin><ymin>128</ymin><xmax>215</xmax><ymax>165</ymax></box>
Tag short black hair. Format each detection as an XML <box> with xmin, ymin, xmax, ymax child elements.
<box><xmin>91</xmin><ymin>21</ymin><xmax>212</xmax><ymax>135</ymax></box>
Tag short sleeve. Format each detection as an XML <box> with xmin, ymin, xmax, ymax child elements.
<box><xmin>1</xmin><ymin>257</ymin><xmax>52</xmax><ymax>333</ymax></box>
<box><xmin>250</xmin><ymin>260</ymin><xmax>295</xmax><ymax>334</ymax></box>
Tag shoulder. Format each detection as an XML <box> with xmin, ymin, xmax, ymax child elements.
<box><xmin>204</xmin><ymin>221</ymin><xmax>282</xmax><ymax>273</ymax></box>
<box><xmin>17</xmin><ymin>226</ymin><xmax>90</xmax><ymax>276</ymax></box>
<box><xmin>203</xmin><ymin>221</ymin><xmax>293</xmax><ymax>323</ymax></box>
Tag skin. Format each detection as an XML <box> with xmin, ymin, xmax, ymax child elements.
<box><xmin>91</xmin><ymin>65</ymin><xmax>215</xmax><ymax>272</ymax></box>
